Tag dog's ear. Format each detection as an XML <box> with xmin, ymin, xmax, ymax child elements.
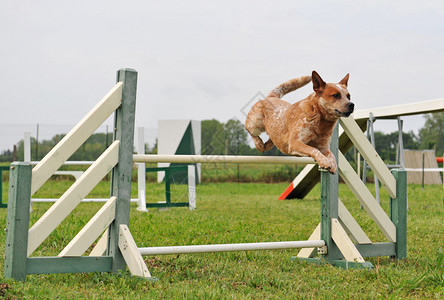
<box><xmin>312</xmin><ymin>71</ymin><xmax>326</xmax><ymax>92</ymax></box>
<box><xmin>339</xmin><ymin>73</ymin><xmax>349</xmax><ymax>87</ymax></box>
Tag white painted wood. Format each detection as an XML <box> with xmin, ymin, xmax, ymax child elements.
<box><xmin>191</xmin><ymin>120</ymin><xmax>202</xmax><ymax>183</ymax></box>
<box><xmin>31</xmin><ymin>82</ymin><xmax>122</xmax><ymax>195</ymax></box>
<box><xmin>188</xmin><ymin>165</ymin><xmax>196</xmax><ymax>210</ymax></box>
<box><xmin>119</xmin><ymin>225</ymin><xmax>151</xmax><ymax>278</ymax></box>
<box><xmin>340</xmin><ymin>117</ymin><xmax>396</xmax><ymax>198</ymax></box>
<box><xmin>89</xmin><ymin>229</ymin><xmax>109</xmax><ymax>256</ymax></box>
<box><xmin>352</xmin><ymin>98</ymin><xmax>444</xmax><ymax>120</ymax></box>
<box><xmin>24</xmin><ymin>132</ymin><xmax>31</xmax><ymax>162</ymax></box>
<box><xmin>31</xmin><ymin>161</ymin><xmax>95</xmax><ymax>166</ymax></box>
<box><xmin>331</xmin><ymin>218</ymin><xmax>365</xmax><ymax>262</ymax></box>
<box><xmin>157</xmin><ymin>120</ymin><xmax>191</xmax><ymax>182</ymax></box>
<box><xmin>139</xmin><ymin>240</ymin><xmax>326</xmax><ymax>255</ymax></box>
<box><xmin>296</xmin><ymin>223</ymin><xmax>321</xmax><ymax>258</ymax></box>
<box><xmin>136</xmin><ymin>127</ymin><xmax>147</xmax><ymax>212</ymax></box>
<box><xmin>338</xmin><ymin>198</ymin><xmax>372</xmax><ymax>245</ymax></box>
<box><xmin>58</xmin><ymin>197</ymin><xmax>116</xmax><ymax>257</ymax></box>
<box><xmin>27</xmin><ymin>141</ymin><xmax>120</xmax><ymax>256</ymax></box>
<box><xmin>338</xmin><ymin>152</ymin><xmax>396</xmax><ymax>242</ymax></box>
<box><xmin>31</xmin><ymin>198</ymin><xmax>138</xmax><ymax>203</ymax></box>
<box><xmin>133</xmin><ymin>154</ymin><xmax>316</xmax><ymax>165</ymax></box>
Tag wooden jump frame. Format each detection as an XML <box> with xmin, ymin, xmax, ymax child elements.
<box><xmin>3</xmin><ymin>69</ymin><xmax>407</xmax><ymax>281</ymax></box>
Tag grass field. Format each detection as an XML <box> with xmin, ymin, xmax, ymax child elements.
<box><xmin>0</xmin><ymin>176</ymin><xmax>443</xmax><ymax>298</ymax></box>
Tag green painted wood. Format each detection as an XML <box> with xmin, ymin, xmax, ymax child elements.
<box><xmin>0</xmin><ymin>166</ymin><xmax>10</xmax><ymax>207</ymax></box>
<box><xmin>355</xmin><ymin>242</ymin><xmax>396</xmax><ymax>257</ymax></box>
<box><xmin>320</xmin><ymin>124</ymin><xmax>342</xmax><ymax>260</ymax></box>
<box><xmin>27</xmin><ymin>256</ymin><xmax>113</xmax><ymax>275</ymax></box>
<box><xmin>146</xmin><ymin>202</ymin><xmax>189</xmax><ymax>208</ymax></box>
<box><xmin>165</xmin><ymin>169</ymin><xmax>171</xmax><ymax>204</ymax></box>
<box><xmin>145</xmin><ymin>166</ymin><xmax>187</xmax><ymax>172</ymax></box>
<box><xmin>108</xmin><ymin>69</ymin><xmax>138</xmax><ymax>273</ymax></box>
<box><xmin>146</xmin><ymin>166</ymin><xmax>189</xmax><ymax>208</ymax></box>
<box><xmin>170</xmin><ymin>122</ymin><xmax>196</xmax><ymax>183</ymax></box>
<box><xmin>4</xmin><ymin>163</ymin><xmax>32</xmax><ymax>281</ymax></box>
<box><xmin>390</xmin><ymin>169</ymin><xmax>407</xmax><ymax>259</ymax></box>
<box><xmin>294</xmin><ymin>257</ymin><xmax>374</xmax><ymax>269</ymax></box>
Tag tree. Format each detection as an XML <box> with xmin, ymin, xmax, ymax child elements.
<box><xmin>13</xmin><ymin>132</ymin><xmax>116</xmax><ymax>162</ymax></box>
<box><xmin>201</xmin><ymin>119</ymin><xmax>225</xmax><ymax>155</ymax></box>
<box><xmin>201</xmin><ymin>118</ymin><xmax>256</xmax><ymax>155</ymax></box>
<box><xmin>224</xmin><ymin>119</ymin><xmax>253</xmax><ymax>155</ymax></box>
<box><xmin>418</xmin><ymin>113</ymin><xmax>444</xmax><ymax>156</ymax></box>
<box><xmin>0</xmin><ymin>149</ymin><xmax>13</xmax><ymax>162</ymax></box>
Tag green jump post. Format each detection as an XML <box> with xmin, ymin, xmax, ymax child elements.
<box><xmin>320</xmin><ymin>124</ymin><xmax>342</xmax><ymax>260</ymax></box>
<box><xmin>390</xmin><ymin>169</ymin><xmax>407</xmax><ymax>259</ymax></box>
<box><xmin>4</xmin><ymin>163</ymin><xmax>32</xmax><ymax>281</ymax></box>
<box><xmin>107</xmin><ymin>69</ymin><xmax>138</xmax><ymax>273</ymax></box>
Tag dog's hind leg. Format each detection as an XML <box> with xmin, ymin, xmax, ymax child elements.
<box><xmin>264</xmin><ymin>139</ymin><xmax>275</xmax><ymax>151</ymax></box>
<box><xmin>250</xmin><ymin>135</ymin><xmax>274</xmax><ymax>152</ymax></box>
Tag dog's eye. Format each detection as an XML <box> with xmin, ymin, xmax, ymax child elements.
<box><xmin>347</xmin><ymin>94</ymin><xmax>351</xmax><ymax>100</ymax></box>
<box><xmin>332</xmin><ymin>93</ymin><xmax>341</xmax><ymax>99</ymax></box>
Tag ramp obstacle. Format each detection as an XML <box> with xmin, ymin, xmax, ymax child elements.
<box><xmin>4</xmin><ymin>69</ymin><xmax>407</xmax><ymax>281</ymax></box>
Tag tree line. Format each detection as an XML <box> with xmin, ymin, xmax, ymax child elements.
<box><xmin>1</xmin><ymin>113</ymin><xmax>444</xmax><ymax>163</ymax></box>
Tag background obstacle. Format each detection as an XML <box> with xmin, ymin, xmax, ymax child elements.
<box><xmin>404</xmin><ymin>149</ymin><xmax>442</xmax><ymax>185</ymax></box>
<box><xmin>157</xmin><ymin>119</ymin><xmax>201</xmax><ymax>184</ymax></box>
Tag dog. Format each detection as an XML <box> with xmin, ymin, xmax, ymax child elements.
<box><xmin>245</xmin><ymin>71</ymin><xmax>354</xmax><ymax>174</ymax></box>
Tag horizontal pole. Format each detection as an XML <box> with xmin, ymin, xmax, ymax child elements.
<box><xmin>31</xmin><ymin>198</ymin><xmax>139</xmax><ymax>203</ymax></box>
<box><xmin>30</xmin><ymin>161</ymin><xmax>95</xmax><ymax>165</ymax></box>
<box><xmin>133</xmin><ymin>154</ymin><xmax>316</xmax><ymax>165</ymax></box>
<box><xmin>404</xmin><ymin>168</ymin><xmax>444</xmax><ymax>172</ymax></box>
<box><xmin>139</xmin><ymin>240</ymin><xmax>325</xmax><ymax>256</ymax></box>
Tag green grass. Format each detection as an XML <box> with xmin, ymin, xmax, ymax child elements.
<box><xmin>0</xmin><ymin>179</ymin><xmax>443</xmax><ymax>299</ymax></box>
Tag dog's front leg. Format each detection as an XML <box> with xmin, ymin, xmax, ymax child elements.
<box><xmin>288</xmin><ymin>140</ymin><xmax>336</xmax><ymax>174</ymax></box>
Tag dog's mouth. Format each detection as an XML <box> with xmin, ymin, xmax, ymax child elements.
<box><xmin>335</xmin><ymin>109</ymin><xmax>353</xmax><ymax>117</ymax></box>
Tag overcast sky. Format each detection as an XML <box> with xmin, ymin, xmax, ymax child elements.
<box><xmin>1</xmin><ymin>1</ymin><xmax>443</xmax><ymax>151</ymax></box>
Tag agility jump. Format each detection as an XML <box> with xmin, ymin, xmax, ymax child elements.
<box><xmin>4</xmin><ymin>69</ymin><xmax>407</xmax><ymax>281</ymax></box>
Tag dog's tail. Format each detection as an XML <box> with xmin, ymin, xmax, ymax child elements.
<box><xmin>267</xmin><ymin>75</ymin><xmax>312</xmax><ymax>98</ymax></box>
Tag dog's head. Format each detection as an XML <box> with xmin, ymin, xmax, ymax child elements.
<box><xmin>311</xmin><ymin>71</ymin><xmax>354</xmax><ymax>119</ymax></box>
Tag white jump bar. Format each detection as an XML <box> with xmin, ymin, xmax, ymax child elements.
<box><xmin>133</xmin><ymin>154</ymin><xmax>316</xmax><ymax>165</ymax></box>
<box><xmin>139</xmin><ymin>240</ymin><xmax>325</xmax><ymax>256</ymax></box>
<box><xmin>31</xmin><ymin>198</ymin><xmax>139</xmax><ymax>203</ymax></box>
<box><xmin>30</xmin><ymin>161</ymin><xmax>95</xmax><ymax>165</ymax></box>
<box><xmin>404</xmin><ymin>168</ymin><xmax>444</xmax><ymax>172</ymax></box>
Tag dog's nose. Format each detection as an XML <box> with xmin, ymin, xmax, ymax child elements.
<box><xmin>348</xmin><ymin>102</ymin><xmax>355</xmax><ymax>111</ymax></box>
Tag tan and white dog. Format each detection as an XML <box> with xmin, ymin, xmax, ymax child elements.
<box><xmin>245</xmin><ymin>71</ymin><xmax>354</xmax><ymax>174</ymax></box>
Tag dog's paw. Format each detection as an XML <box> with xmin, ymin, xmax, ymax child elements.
<box><xmin>316</xmin><ymin>157</ymin><xmax>337</xmax><ymax>174</ymax></box>
<box><xmin>329</xmin><ymin>158</ymin><xmax>337</xmax><ymax>174</ymax></box>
